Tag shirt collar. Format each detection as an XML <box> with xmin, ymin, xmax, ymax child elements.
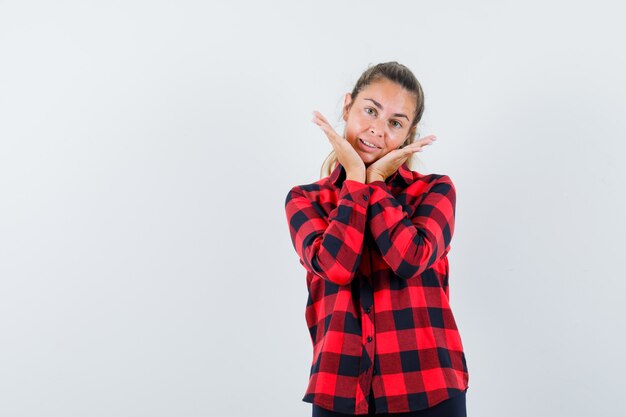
<box><xmin>329</xmin><ymin>160</ymin><xmax>414</xmax><ymax>187</ymax></box>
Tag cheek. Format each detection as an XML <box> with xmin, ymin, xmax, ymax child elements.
<box><xmin>347</xmin><ymin>119</ymin><xmax>369</xmax><ymax>137</ymax></box>
<box><xmin>344</xmin><ymin>123</ymin><xmax>359</xmax><ymax>139</ymax></box>
<box><xmin>382</xmin><ymin>138</ymin><xmax>404</xmax><ymax>151</ymax></box>
<box><xmin>391</xmin><ymin>130</ymin><xmax>408</xmax><ymax>144</ymax></box>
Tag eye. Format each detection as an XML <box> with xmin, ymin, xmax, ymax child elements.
<box><xmin>364</xmin><ymin>107</ymin><xmax>375</xmax><ymax>115</ymax></box>
<box><xmin>391</xmin><ymin>120</ymin><xmax>402</xmax><ymax>128</ymax></box>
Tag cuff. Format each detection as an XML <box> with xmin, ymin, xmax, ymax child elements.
<box><xmin>368</xmin><ymin>180</ymin><xmax>393</xmax><ymax>204</ymax></box>
<box><xmin>339</xmin><ymin>179</ymin><xmax>372</xmax><ymax>209</ymax></box>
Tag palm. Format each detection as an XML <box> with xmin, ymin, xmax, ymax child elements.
<box><xmin>367</xmin><ymin>148</ymin><xmax>409</xmax><ymax>180</ymax></box>
<box><xmin>312</xmin><ymin>111</ymin><xmax>365</xmax><ymax>176</ymax></box>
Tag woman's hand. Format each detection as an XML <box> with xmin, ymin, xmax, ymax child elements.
<box><xmin>312</xmin><ymin>110</ymin><xmax>366</xmax><ymax>182</ymax></box>
<box><xmin>366</xmin><ymin>135</ymin><xmax>437</xmax><ymax>183</ymax></box>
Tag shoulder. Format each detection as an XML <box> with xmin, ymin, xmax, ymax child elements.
<box><xmin>403</xmin><ymin>169</ymin><xmax>456</xmax><ymax>195</ymax></box>
<box><xmin>284</xmin><ymin>176</ymin><xmax>333</xmax><ymax>206</ymax></box>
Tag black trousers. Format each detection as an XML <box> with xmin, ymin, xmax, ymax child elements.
<box><xmin>312</xmin><ymin>386</ymin><xmax>467</xmax><ymax>417</ymax></box>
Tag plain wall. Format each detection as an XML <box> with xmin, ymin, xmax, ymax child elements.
<box><xmin>1</xmin><ymin>1</ymin><xmax>624</xmax><ymax>416</ymax></box>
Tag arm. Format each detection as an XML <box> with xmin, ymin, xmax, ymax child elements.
<box><xmin>285</xmin><ymin>180</ymin><xmax>371</xmax><ymax>286</ymax></box>
<box><xmin>367</xmin><ymin>175</ymin><xmax>456</xmax><ymax>280</ymax></box>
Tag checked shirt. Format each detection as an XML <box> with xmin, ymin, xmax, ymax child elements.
<box><xmin>284</xmin><ymin>161</ymin><xmax>469</xmax><ymax>415</ymax></box>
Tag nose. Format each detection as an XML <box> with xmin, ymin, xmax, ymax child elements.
<box><xmin>370</xmin><ymin>120</ymin><xmax>384</xmax><ymax>137</ymax></box>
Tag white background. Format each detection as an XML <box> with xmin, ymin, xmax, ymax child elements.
<box><xmin>1</xmin><ymin>1</ymin><xmax>625</xmax><ymax>416</ymax></box>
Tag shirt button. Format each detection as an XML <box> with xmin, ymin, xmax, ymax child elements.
<box><xmin>362</xmin><ymin>194</ymin><xmax>369</xmax><ymax>201</ymax></box>
<box><xmin>366</xmin><ymin>307</ymin><xmax>371</xmax><ymax>314</ymax></box>
<box><xmin>367</xmin><ymin>336</ymin><xmax>373</xmax><ymax>343</ymax></box>
<box><xmin>373</xmin><ymin>369</ymin><xmax>377</xmax><ymax>375</ymax></box>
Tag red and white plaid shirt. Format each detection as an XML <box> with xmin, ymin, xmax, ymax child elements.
<box><xmin>285</xmin><ymin>161</ymin><xmax>469</xmax><ymax>415</ymax></box>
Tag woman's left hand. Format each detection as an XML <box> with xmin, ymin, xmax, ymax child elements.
<box><xmin>366</xmin><ymin>135</ymin><xmax>437</xmax><ymax>183</ymax></box>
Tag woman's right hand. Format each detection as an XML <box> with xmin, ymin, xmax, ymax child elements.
<box><xmin>312</xmin><ymin>110</ymin><xmax>366</xmax><ymax>182</ymax></box>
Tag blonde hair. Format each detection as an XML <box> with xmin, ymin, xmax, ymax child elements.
<box><xmin>320</xmin><ymin>61</ymin><xmax>426</xmax><ymax>179</ymax></box>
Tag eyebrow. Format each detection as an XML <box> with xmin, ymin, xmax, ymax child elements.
<box><xmin>363</xmin><ymin>98</ymin><xmax>410</xmax><ymax>121</ymax></box>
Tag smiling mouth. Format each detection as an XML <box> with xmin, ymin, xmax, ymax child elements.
<box><xmin>359</xmin><ymin>138</ymin><xmax>381</xmax><ymax>149</ymax></box>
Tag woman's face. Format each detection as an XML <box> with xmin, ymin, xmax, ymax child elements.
<box><xmin>342</xmin><ymin>78</ymin><xmax>417</xmax><ymax>166</ymax></box>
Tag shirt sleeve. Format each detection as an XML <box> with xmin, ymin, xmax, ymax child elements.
<box><xmin>285</xmin><ymin>179</ymin><xmax>372</xmax><ymax>286</ymax></box>
<box><xmin>367</xmin><ymin>175</ymin><xmax>456</xmax><ymax>280</ymax></box>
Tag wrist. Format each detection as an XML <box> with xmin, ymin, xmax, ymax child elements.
<box><xmin>346</xmin><ymin>171</ymin><xmax>366</xmax><ymax>183</ymax></box>
<box><xmin>366</xmin><ymin>173</ymin><xmax>385</xmax><ymax>183</ymax></box>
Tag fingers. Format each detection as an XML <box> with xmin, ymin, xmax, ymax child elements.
<box><xmin>311</xmin><ymin>111</ymin><xmax>335</xmax><ymax>133</ymax></box>
<box><xmin>404</xmin><ymin>135</ymin><xmax>437</xmax><ymax>152</ymax></box>
<box><xmin>312</xmin><ymin>111</ymin><xmax>346</xmax><ymax>148</ymax></box>
<box><xmin>312</xmin><ymin>110</ymin><xmax>330</xmax><ymax>126</ymax></box>
<box><xmin>418</xmin><ymin>134</ymin><xmax>437</xmax><ymax>146</ymax></box>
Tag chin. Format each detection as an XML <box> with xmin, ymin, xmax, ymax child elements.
<box><xmin>361</xmin><ymin>156</ymin><xmax>378</xmax><ymax>167</ymax></box>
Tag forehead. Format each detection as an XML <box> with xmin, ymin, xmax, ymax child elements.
<box><xmin>357</xmin><ymin>78</ymin><xmax>416</xmax><ymax>114</ymax></box>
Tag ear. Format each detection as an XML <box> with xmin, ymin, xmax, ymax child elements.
<box><xmin>342</xmin><ymin>93</ymin><xmax>353</xmax><ymax>121</ymax></box>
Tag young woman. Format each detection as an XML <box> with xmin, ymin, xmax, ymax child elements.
<box><xmin>285</xmin><ymin>62</ymin><xmax>469</xmax><ymax>417</ymax></box>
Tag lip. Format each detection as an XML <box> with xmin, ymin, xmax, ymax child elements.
<box><xmin>358</xmin><ymin>137</ymin><xmax>381</xmax><ymax>152</ymax></box>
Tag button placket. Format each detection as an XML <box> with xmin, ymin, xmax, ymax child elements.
<box><xmin>356</xmin><ymin>242</ymin><xmax>376</xmax><ymax>413</ymax></box>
